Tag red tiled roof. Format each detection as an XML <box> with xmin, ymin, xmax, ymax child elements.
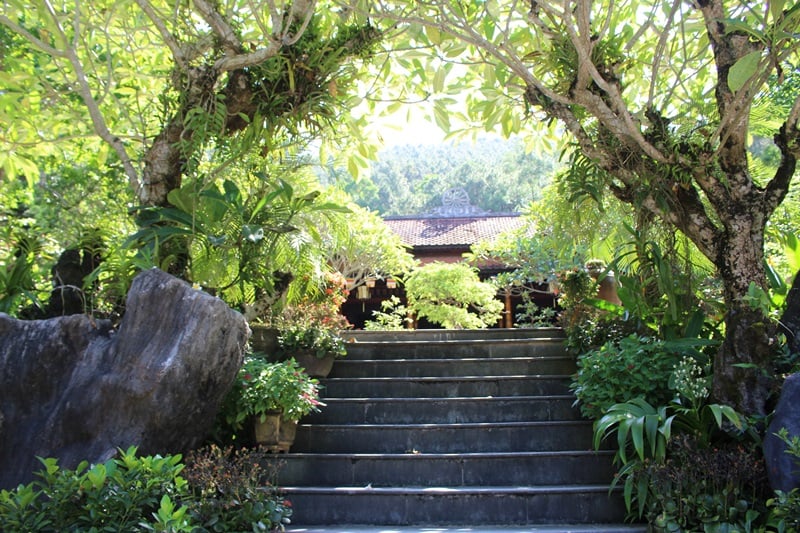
<box><xmin>383</xmin><ymin>214</ymin><xmax>525</xmax><ymax>247</ymax></box>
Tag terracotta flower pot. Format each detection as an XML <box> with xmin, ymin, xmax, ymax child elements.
<box><xmin>254</xmin><ymin>411</ymin><xmax>299</xmax><ymax>453</ymax></box>
<box><xmin>292</xmin><ymin>350</ymin><xmax>335</xmax><ymax>378</ymax></box>
<box><xmin>254</xmin><ymin>411</ymin><xmax>282</xmax><ymax>446</ymax></box>
<box><xmin>278</xmin><ymin>419</ymin><xmax>299</xmax><ymax>451</ymax></box>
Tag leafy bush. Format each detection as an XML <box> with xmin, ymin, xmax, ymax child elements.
<box><xmin>513</xmin><ymin>291</ymin><xmax>557</xmax><ymax>328</ymax></box>
<box><xmin>767</xmin><ymin>428</ymin><xmax>800</xmax><ymax>531</ymax></box>
<box><xmin>0</xmin><ymin>233</ymin><xmax>44</xmax><ymax>316</ymax></box>
<box><xmin>592</xmin><ymin>362</ymin><xmax>752</xmax><ymax>526</ymax></box>
<box><xmin>219</xmin><ymin>356</ymin><xmax>325</xmax><ymax>434</ymax></box>
<box><xmin>364</xmin><ymin>295</ymin><xmax>412</xmax><ymax>330</ymax></box>
<box><xmin>571</xmin><ymin>335</ymin><xmax>709</xmax><ymax>419</ymax></box>
<box><xmin>645</xmin><ymin>435</ymin><xmax>770</xmax><ymax>531</ymax></box>
<box><xmin>404</xmin><ymin>262</ymin><xmax>503</xmax><ymax>329</ymax></box>
<box><xmin>563</xmin><ymin>311</ymin><xmax>646</xmax><ymax>357</ymax></box>
<box><xmin>0</xmin><ymin>446</ymin><xmax>192</xmax><ymax>532</ymax></box>
<box><xmin>276</xmin><ymin>300</ymin><xmax>349</xmax><ymax>358</ymax></box>
<box><xmin>182</xmin><ymin>445</ymin><xmax>292</xmax><ymax>532</ymax></box>
<box><xmin>0</xmin><ymin>446</ymin><xmax>293</xmax><ymax>532</ymax></box>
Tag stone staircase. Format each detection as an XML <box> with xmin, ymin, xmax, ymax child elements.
<box><xmin>277</xmin><ymin>328</ymin><xmax>636</xmax><ymax>528</ymax></box>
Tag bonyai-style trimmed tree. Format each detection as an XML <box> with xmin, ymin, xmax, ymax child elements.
<box><xmin>355</xmin><ymin>0</ymin><xmax>800</xmax><ymax>416</ymax></box>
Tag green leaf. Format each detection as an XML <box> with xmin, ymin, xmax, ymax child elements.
<box><xmin>425</xmin><ymin>25</ymin><xmax>443</xmax><ymax>46</ymax></box>
<box><xmin>167</xmin><ymin>187</ymin><xmax>196</xmax><ymax>214</ymax></box>
<box><xmin>433</xmin><ymin>66</ymin><xmax>447</xmax><ymax>92</ymax></box>
<box><xmin>631</xmin><ymin>416</ymin><xmax>645</xmax><ymax>461</ymax></box>
<box><xmin>771</xmin><ymin>0</ymin><xmax>786</xmax><ymax>22</ymax></box>
<box><xmin>728</xmin><ymin>51</ymin><xmax>761</xmax><ymax>92</ymax></box>
<box><xmin>347</xmin><ymin>156</ymin><xmax>361</xmax><ymax>179</ymax></box>
<box><xmin>86</xmin><ymin>464</ymin><xmax>107</xmax><ymax>490</ymax></box>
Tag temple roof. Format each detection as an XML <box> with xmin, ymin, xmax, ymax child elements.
<box><xmin>383</xmin><ymin>214</ymin><xmax>525</xmax><ymax>248</ymax></box>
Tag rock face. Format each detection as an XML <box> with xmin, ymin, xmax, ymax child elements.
<box><xmin>0</xmin><ymin>269</ymin><xmax>249</xmax><ymax>489</ymax></box>
<box><xmin>780</xmin><ymin>272</ymin><xmax>800</xmax><ymax>355</ymax></box>
<box><xmin>764</xmin><ymin>373</ymin><xmax>800</xmax><ymax>492</ymax></box>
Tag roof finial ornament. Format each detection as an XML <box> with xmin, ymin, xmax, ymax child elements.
<box><xmin>429</xmin><ymin>187</ymin><xmax>485</xmax><ymax>216</ymax></box>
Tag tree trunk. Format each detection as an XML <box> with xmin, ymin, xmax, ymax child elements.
<box><xmin>712</xmin><ymin>220</ymin><xmax>777</xmax><ymax>418</ymax></box>
<box><xmin>714</xmin><ymin>304</ymin><xmax>777</xmax><ymax>418</ymax></box>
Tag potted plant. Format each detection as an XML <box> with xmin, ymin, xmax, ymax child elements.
<box><xmin>220</xmin><ymin>355</ymin><xmax>324</xmax><ymax>451</ymax></box>
<box><xmin>275</xmin><ymin>283</ymin><xmax>351</xmax><ymax>376</ymax></box>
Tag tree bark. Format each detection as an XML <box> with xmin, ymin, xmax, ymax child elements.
<box><xmin>712</xmin><ymin>215</ymin><xmax>777</xmax><ymax>417</ymax></box>
<box><xmin>714</xmin><ymin>304</ymin><xmax>777</xmax><ymax>418</ymax></box>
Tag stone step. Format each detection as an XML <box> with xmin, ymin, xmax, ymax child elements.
<box><xmin>277</xmin><ymin>450</ymin><xmax>617</xmax><ymax>486</ymax></box>
<box><xmin>343</xmin><ymin>338</ymin><xmax>568</xmax><ymax>360</ymax></box>
<box><xmin>343</xmin><ymin>328</ymin><xmax>565</xmax><ymax>343</ymax></box>
<box><xmin>282</xmin><ymin>328</ymin><xmax>628</xmax><ymax>528</ymax></box>
<box><xmin>319</xmin><ymin>375</ymin><xmax>573</xmax><ymax>398</ymax></box>
<box><xmin>330</xmin><ymin>356</ymin><xmax>576</xmax><ymax>378</ymax></box>
<box><xmin>279</xmin><ymin>485</ymin><xmax>627</xmax><ymax>525</ymax></box>
<box><xmin>303</xmin><ymin>395</ymin><xmax>581</xmax><ymax>424</ymax></box>
<box><xmin>285</xmin><ymin>526</ymin><xmax>646</xmax><ymax>533</ymax></box>
<box><xmin>291</xmin><ymin>421</ymin><xmax>597</xmax><ymax>454</ymax></box>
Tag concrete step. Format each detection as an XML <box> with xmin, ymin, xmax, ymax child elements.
<box><xmin>280</xmin><ymin>485</ymin><xmax>627</xmax><ymax>526</ymax></box>
<box><xmin>343</xmin><ymin>328</ymin><xmax>565</xmax><ymax>343</ymax></box>
<box><xmin>285</xmin><ymin>525</ymin><xmax>646</xmax><ymax>532</ymax></box>
<box><xmin>320</xmin><ymin>375</ymin><xmax>573</xmax><ymax>398</ymax></box>
<box><xmin>330</xmin><ymin>356</ymin><xmax>576</xmax><ymax>378</ymax></box>
<box><xmin>282</xmin><ymin>328</ymin><xmax>628</xmax><ymax>528</ymax></box>
<box><xmin>302</xmin><ymin>396</ymin><xmax>581</xmax><ymax>424</ymax></box>
<box><xmin>278</xmin><ymin>450</ymin><xmax>617</xmax><ymax>486</ymax></box>
<box><xmin>291</xmin><ymin>421</ymin><xmax>597</xmax><ymax>454</ymax></box>
<box><xmin>343</xmin><ymin>338</ymin><xmax>568</xmax><ymax>360</ymax></box>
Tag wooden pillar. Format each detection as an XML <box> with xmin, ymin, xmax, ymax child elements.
<box><xmin>504</xmin><ymin>293</ymin><xmax>512</xmax><ymax>328</ymax></box>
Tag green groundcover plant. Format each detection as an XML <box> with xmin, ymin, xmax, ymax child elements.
<box><xmin>0</xmin><ymin>445</ymin><xmax>292</xmax><ymax>532</ymax></box>
<box><xmin>571</xmin><ymin>335</ymin><xmax>715</xmax><ymax>420</ymax></box>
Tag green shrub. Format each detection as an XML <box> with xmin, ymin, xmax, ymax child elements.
<box><xmin>571</xmin><ymin>335</ymin><xmax>704</xmax><ymax>419</ymax></box>
<box><xmin>404</xmin><ymin>262</ymin><xmax>503</xmax><ymax>329</ymax></box>
<box><xmin>563</xmin><ymin>312</ymin><xmax>645</xmax><ymax>356</ymax></box>
<box><xmin>767</xmin><ymin>428</ymin><xmax>800</xmax><ymax>531</ymax></box>
<box><xmin>644</xmin><ymin>435</ymin><xmax>770</xmax><ymax>531</ymax></box>
<box><xmin>0</xmin><ymin>445</ymin><xmax>293</xmax><ymax>532</ymax></box>
<box><xmin>182</xmin><ymin>445</ymin><xmax>292</xmax><ymax>532</ymax></box>
<box><xmin>514</xmin><ymin>292</ymin><xmax>557</xmax><ymax>328</ymax></box>
<box><xmin>364</xmin><ymin>295</ymin><xmax>412</xmax><ymax>330</ymax></box>
<box><xmin>218</xmin><ymin>356</ymin><xmax>325</xmax><ymax>435</ymax></box>
<box><xmin>591</xmin><ymin>358</ymin><xmax>756</xmax><ymax>526</ymax></box>
<box><xmin>0</xmin><ymin>446</ymin><xmax>191</xmax><ymax>532</ymax></box>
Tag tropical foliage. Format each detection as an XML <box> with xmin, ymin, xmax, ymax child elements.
<box><xmin>3</xmin><ymin>1</ymin><xmax>800</xmax><ymax>529</ymax></box>
<box><xmin>0</xmin><ymin>445</ymin><xmax>292</xmax><ymax>532</ymax></box>
<box><xmin>220</xmin><ymin>356</ymin><xmax>324</xmax><ymax>432</ymax></box>
<box><xmin>320</xmin><ymin>189</ymin><xmax>417</xmax><ymax>290</ymax></box>
<box><xmin>404</xmin><ymin>262</ymin><xmax>504</xmax><ymax>329</ymax></box>
<box><xmin>354</xmin><ymin>0</ymin><xmax>800</xmax><ymax>418</ymax></box>
<box><xmin>571</xmin><ymin>336</ymin><xmax>713</xmax><ymax>420</ymax></box>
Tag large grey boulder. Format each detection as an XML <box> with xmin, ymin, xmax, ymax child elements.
<box><xmin>0</xmin><ymin>268</ymin><xmax>249</xmax><ymax>489</ymax></box>
<box><xmin>764</xmin><ymin>373</ymin><xmax>800</xmax><ymax>492</ymax></box>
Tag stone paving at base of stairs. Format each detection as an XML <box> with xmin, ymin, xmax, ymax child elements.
<box><xmin>286</xmin><ymin>525</ymin><xmax>648</xmax><ymax>533</ymax></box>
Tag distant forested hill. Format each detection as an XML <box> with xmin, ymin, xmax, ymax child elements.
<box><xmin>324</xmin><ymin>137</ymin><xmax>561</xmax><ymax>216</ymax></box>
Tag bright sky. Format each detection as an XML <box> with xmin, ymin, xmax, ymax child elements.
<box><xmin>362</xmin><ymin>101</ymin><xmax>449</xmax><ymax>147</ymax></box>
<box><xmin>378</xmin><ymin>119</ymin><xmax>447</xmax><ymax>146</ymax></box>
